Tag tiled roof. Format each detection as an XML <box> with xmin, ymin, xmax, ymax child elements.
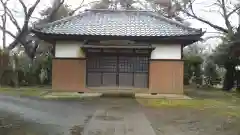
<box><xmin>33</xmin><ymin>9</ymin><xmax>202</xmax><ymax>37</ymax></box>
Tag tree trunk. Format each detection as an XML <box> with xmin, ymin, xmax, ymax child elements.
<box><xmin>12</xmin><ymin>54</ymin><xmax>19</xmax><ymax>88</ymax></box>
<box><xmin>194</xmin><ymin>64</ymin><xmax>202</xmax><ymax>88</ymax></box>
<box><xmin>1</xmin><ymin>1</ymin><xmax>7</xmax><ymax>49</ymax></box>
<box><xmin>13</xmin><ymin>71</ymin><xmax>19</xmax><ymax>88</ymax></box>
<box><xmin>0</xmin><ymin>71</ymin><xmax>3</xmax><ymax>87</ymax></box>
<box><xmin>236</xmin><ymin>70</ymin><xmax>240</xmax><ymax>92</ymax></box>
<box><xmin>2</xmin><ymin>18</ymin><xmax>6</xmax><ymax>49</ymax></box>
<box><xmin>223</xmin><ymin>60</ymin><xmax>236</xmax><ymax>91</ymax></box>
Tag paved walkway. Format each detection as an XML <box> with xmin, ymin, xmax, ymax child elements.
<box><xmin>0</xmin><ymin>95</ymin><xmax>156</xmax><ymax>135</ymax></box>
<box><xmin>84</xmin><ymin>109</ymin><xmax>156</xmax><ymax>135</ymax></box>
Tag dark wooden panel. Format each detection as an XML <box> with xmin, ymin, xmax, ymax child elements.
<box><xmin>100</xmin><ymin>56</ymin><xmax>117</xmax><ymax>72</ymax></box>
<box><xmin>103</xmin><ymin>73</ymin><xmax>117</xmax><ymax>86</ymax></box>
<box><xmin>87</xmin><ymin>73</ymin><xmax>101</xmax><ymax>86</ymax></box>
<box><xmin>134</xmin><ymin>73</ymin><xmax>148</xmax><ymax>88</ymax></box>
<box><xmin>87</xmin><ymin>56</ymin><xmax>117</xmax><ymax>72</ymax></box>
<box><xmin>119</xmin><ymin>73</ymin><xmax>133</xmax><ymax>87</ymax></box>
<box><xmin>86</xmin><ymin>49</ymin><xmax>149</xmax><ymax>88</ymax></box>
<box><xmin>134</xmin><ymin>56</ymin><xmax>149</xmax><ymax>72</ymax></box>
<box><xmin>119</xmin><ymin>56</ymin><xmax>134</xmax><ymax>72</ymax></box>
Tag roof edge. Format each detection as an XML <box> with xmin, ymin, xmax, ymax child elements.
<box><xmin>33</xmin><ymin>11</ymin><xmax>88</xmax><ymax>30</ymax></box>
<box><xmin>146</xmin><ymin>12</ymin><xmax>201</xmax><ymax>32</ymax></box>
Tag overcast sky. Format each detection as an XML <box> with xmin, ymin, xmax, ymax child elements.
<box><xmin>0</xmin><ymin>0</ymin><xmax>239</xmax><ymax>51</ymax></box>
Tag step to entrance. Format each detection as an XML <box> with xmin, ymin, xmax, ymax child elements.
<box><xmin>101</xmin><ymin>92</ymin><xmax>135</xmax><ymax>98</ymax></box>
<box><xmin>89</xmin><ymin>89</ymin><xmax>145</xmax><ymax>98</ymax></box>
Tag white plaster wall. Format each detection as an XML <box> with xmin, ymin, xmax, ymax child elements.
<box><xmin>55</xmin><ymin>41</ymin><xmax>85</xmax><ymax>58</ymax></box>
<box><xmin>151</xmin><ymin>44</ymin><xmax>181</xmax><ymax>59</ymax></box>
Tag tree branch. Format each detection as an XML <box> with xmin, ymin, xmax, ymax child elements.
<box><xmin>179</xmin><ymin>0</ymin><xmax>229</xmax><ymax>34</ymax></box>
<box><xmin>48</xmin><ymin>0</ymin><xmax>64</xmax><ymax>21</ymax></box>
<box><xmin>204</xmin><ymin>35</ymin><xmax>225</xmax><ymax>40</ymax></box>
<box><xmin>220</xmin><ymin>0</ymin><xmax>234</xmax><ymax>36</ymax></box>
<box><xmin>69</xmin><ymin>0</ymin><xmax>85</xmax><ymax>15</ymax></box>
<box><xmin>188</xmin><ymin>0</ymin><xmax>197</xmax><ymax>16</ymax></box>
<box><xmin>69</xmin><ymin>1</ymin><xmax>100</xmax><ymax>15</ymax></box>
<box><xmin>0</xmin><ymin>25</ymin><xmax>17</xmax><ymax>39</ymax></box>
<box><xmin>26</xmin><ymin>0</ymin><xmax>41</xmax><ymax>20</ymax></box>
<box><xmin>31</xmin><ymin>16</ymin><xmax>41</xmax><ymax>20</ymax></box>
<box><xmin>18</xmin><ymin>0</ymin><xmax>27</xmax><ymax>16</ymax></box>
<box><xmin>183</xmin><ymin>10</ymin><xmax>228</xmax><ymax>33</ymax></box>
<box><xmin>6</xmin><ymin>8</ymin><xmax>21</xmax><ymax>32</ymax></box>
<box><xmin>0</xmin><ymin>0</ymin><xmax>10</xmax><ymax>49</ymax></box>
<box><xmin>227</xmin><ymin>5</ymin><xmax>240</xmax><ymax>17</ymax></box>
<box><xmin>8</xmin><ymin>0</ymin><xmax>41</xmax><ymax>50</ymax></box>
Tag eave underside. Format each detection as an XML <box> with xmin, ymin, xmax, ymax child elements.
<box><xmin>34</xmin><ymin>32</ymin><xmax>203</xmax><ymax>46</ymax></box>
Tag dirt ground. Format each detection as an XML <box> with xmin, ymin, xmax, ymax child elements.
<box><xmin>0</xmin><ymin>88</ymin><xmax>240</xmax><ymax>135</ymax></box>
<box><xmin>140</xmin><ymin>88</ymin><xmax>240</xmax><ymax>135</ymax></box>
<box><xmin>0</xmin><ymin>95</ymin><xmax>142</xmax><ymax>135</ymax></box>
<box><xmin>0</xmin><ymin>111</ymin><xmax>62</xmax><ymax>135</ymax></box>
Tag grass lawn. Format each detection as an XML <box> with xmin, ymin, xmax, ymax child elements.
<box><xmin>0</xmin><ymin>87</ymin><xmax>101</xmax><ymax>99</ymax></box>
<box><xmin>137</xmin><ymin>87</ymin><xmax>240</xmax><ymax>117</ymax></box>
<box><xmin>0</xmin><ymin>87</ymin><xmax>49</xmax><ymax>97</ymax></box>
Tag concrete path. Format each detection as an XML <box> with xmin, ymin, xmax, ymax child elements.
<box><xmin>0</xmin><ymin>95</ymin><xmax>156</xmax><ymax>135</ymax></box>
<box><xmin>84</xmin><ymin>109</ymin><xmax>156</xmax><ymax>135</ymax></box>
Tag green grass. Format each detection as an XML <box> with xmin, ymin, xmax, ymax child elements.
<box><xmin>0</xmin><ymin>87</ymin><xmax>49</xmax><ymax>97</ymax></box>
<box><xmin>137</xmin><ymin>98</ymin><xmax>227</xmax><ymax>108</ymax></box>
<box><xmin>137</xmin><ymin>87</ymin><xmax>240</xmax><ymax>117</ymax></box>
<box><xmin>137</xmin><ymin>98</ymin><xmax>240</xmax><ymax>117</ymax></box>
<box><xmin>0</xmin><ymin>87</ymin><xmax>101</xmax><ymax>100</ymax></box>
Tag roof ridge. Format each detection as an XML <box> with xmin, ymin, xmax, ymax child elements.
<box><xmin>86</xmin><ymin>9</ymin><xmax>201</xmax><ymax>32</ymax></box>
<box><xmin>85</xmin><ymin>9</ymin><xmax>153</xmax><ymax>12</ymax></box>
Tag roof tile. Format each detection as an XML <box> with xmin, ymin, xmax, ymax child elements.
<box><xmin>34</xmin><ymin>9</ymin><xmax>202</xmax><ymax>37</ymax></box>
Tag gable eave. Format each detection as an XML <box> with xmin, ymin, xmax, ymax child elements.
<box><xmin>33</xmin><ymin>29</ymin><xmax>203</xmax><ymax>45</ymax></box>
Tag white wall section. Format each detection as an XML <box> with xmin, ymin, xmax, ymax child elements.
<box><xmin>151</xmin><ymin>44</ymin><xmax>181</xmax><ymax>59</ymax></box>
<box><xmin>55</xmin><ymin>42</ymin><xmax>85</xmax><ymax>58</ymax></box>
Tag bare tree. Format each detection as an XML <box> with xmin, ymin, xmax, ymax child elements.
<box><xmin>172</xmin><ymin>0</ymin><xmax>240</xmax><ymax>36</ymax></box>
<box><xmin>39</xmin><ymin>0</ymin><xmax>65</xmax><ymax>23</ymax></box>
<box><xmin>0</xmin><ymin>0</ymin><xmax>9</xmax><ymax>49</ymax></box>
<box><xmin>169</xmin><ymin>0</ymin><xmax>240</xmax><ymax>90</ymax></box>
<box><xmin>0</xmin><ymin>0</ymin><xmax>41</xmax><ymax>52</ymax></box>
<box><xmin>0</xmin><ymin>0</ymin><xmax>65</xmax><ymax>58</ymax></box>
<box><xmin>0</xmin><ymin>0</ymin><xmax>66</xmax><ymax>87</ymax></box>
